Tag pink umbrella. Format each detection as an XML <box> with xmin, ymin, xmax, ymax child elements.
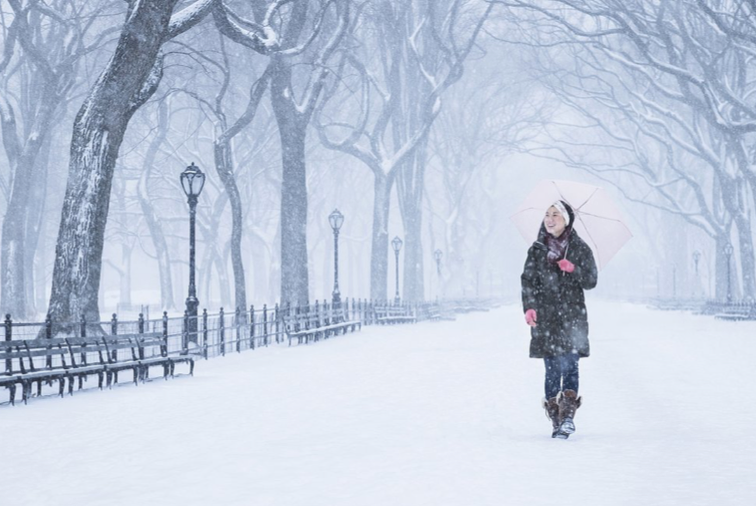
<box><xmin>510</xmin><ymin>179</ymin><xmax>632</xmax><ymax>270</ymax></box>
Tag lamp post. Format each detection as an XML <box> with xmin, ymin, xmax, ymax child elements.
<box><xmin>693</xmin><ymin>250</ymin><xmax>701</xmax><ymax>298</ymax></box>
<box><xmin>328</xmin><ymin>209</ymin><xmax>344</xmax><ymax>316</ymax></box>
<box><xmin>724</xmin><ymin>243</ymin><xmax>734</xmax><ymax>303</ymax></box>
<box><xmin>434</xmin><ymin>249</ymin><xmax>442</xmax><ymax>276</ymax></box>
<box><xmin>392</xmin><ymin>236</ymin><xmax>403</xmax><ymax>304</ymax></box>
<box><xmin>672</xmin><ymin>265</ymin><xmax>677</xmax><ymax>299</ymax></box>
<box><xmin>180</xmin><ymin>162</ymin><xmax>205</xmax><ymax>345</ymax></box>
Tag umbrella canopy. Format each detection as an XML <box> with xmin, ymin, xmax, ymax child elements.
<box><xmin>510</xmin><ymin>179</ymin><xmax>632</xmax><ymax>270</ymax></box>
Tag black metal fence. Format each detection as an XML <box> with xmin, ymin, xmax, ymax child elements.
<box><xmin>3</xmin><ymin>298</ymin><xmax>497</xmax><ymax>361</ymax></box>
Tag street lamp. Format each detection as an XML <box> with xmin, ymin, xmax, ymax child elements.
<box><xmin>392</xmin><ymin>236</ymin><xmax>403</xmax><ymax>304</ymax></box>
<box><xmin>181</xmin><ymin>162</ymin><xmax>205</xmax><ymax>345</ymax></box>
<box><xmin>328</xmin><ymin>209</ymin><xmax>344</xmax><ymax>316</ymax></box>
<box><xmin>693</xmin><ymin>250</ymin><xmax>701</xmax><ymax>298</ymax></box>
<box><xmin>724</xmin><ymin>243</ymin><xmax>734</xmax><ymax>303</ymax></box>
<box><xmin>434</xmin><ymin>249</ymin><xmax>442</xmax><ymax>276</ymax></box>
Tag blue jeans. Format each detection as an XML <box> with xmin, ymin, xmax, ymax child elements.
<box><xmin>543</xmin><ymin>353</ymin><xmax>579</xmax><ymax>399</ymax></box>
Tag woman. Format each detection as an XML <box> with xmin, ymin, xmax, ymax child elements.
<box><xmin>521</xmin><ymin>200</ymin><xmax>597</xmax><ymax>439</ymax></box>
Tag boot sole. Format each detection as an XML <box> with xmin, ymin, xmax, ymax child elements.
<box><xmin>559</xmin><ymin>418</ymin><xmax>576</xmax><ymax>435</ymax></box>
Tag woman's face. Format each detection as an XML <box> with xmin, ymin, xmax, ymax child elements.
<box><xmin>544</xmin><ymin>206</ymin><xmax>566</xmax><ymax>237</ymax></box>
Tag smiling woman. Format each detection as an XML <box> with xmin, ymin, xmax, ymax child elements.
<box><xmin>544</xmin><ymin>205</ymin><xmax>567</xmax><ymax>240</ymax></box>
<box><xmin>520</xmin><ymin>199</ymin><xmax>598</xmax><ymax>439</ymax></box>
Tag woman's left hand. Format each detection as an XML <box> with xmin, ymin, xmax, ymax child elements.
<box><xmin>557</xmin><ymin>259</ymin><xmax>575</xmax><ymax>273</ymax></box>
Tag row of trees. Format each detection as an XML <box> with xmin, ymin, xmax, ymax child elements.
<box><xmin>489</xmin><ymin>0</ymin><xmax>756</xmax><ymax>301</ymax></box>
<box><xmin>2</xmin><ymin>0</ymin><xmax>518</xmax><ymax>327</ymax></box>
<box><xmin>10</xmin><ymin>0</ymin><xmax>750</xmax><ymax>328</ymax></box>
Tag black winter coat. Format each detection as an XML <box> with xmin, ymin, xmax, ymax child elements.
<box><xmin>521</xmin><ymin>226</ymin><xmax>598</xmax><ymax>358</ymax></box>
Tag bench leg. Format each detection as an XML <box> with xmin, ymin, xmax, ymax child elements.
<box><xmin>68</xmin><ymin>376</ymin><xmax>75</xmax><ymax>396</ymax></box>
<box><xmin>78</xmin><ymin>375</ymin><xmax>84</xmax><ymax>391</ymax></box>
<box><xmin>189</xmin><ymin>359</ymin><xmax>195</xmax><ymax>376</ymax></box>
<box><xmin>37</xmin><ymin>380</ymin><xmax>42</xmax><ymax>397</ymax></box>
<box><xmin>9</xmin><ymin>383</ymin><xmax>16</xmax><ymax>406</ymax></box>
<box><xmin>59</xmin><ymin>378</ymin><xmax>65</xmax><ymax>397</ymax></box>
<box><xmin>133</xmin><ymin>367</ymin><xmax>140</xmax><ymax>385</ymax></box>
<box><xmin>97</xmin><ymin>371</ymin><xmax>104</xmax><ymax>390</ymax></box>
<box><xmin>21</xmin><ymin>380</ymin><xmax>29</xmax><ymax>405</ymax></box>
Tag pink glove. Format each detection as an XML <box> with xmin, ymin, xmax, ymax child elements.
<box><xmin>525</xmin><ymin>309</ymin><xmax>537</xmax><ymax>327</ymax></box>
<box><xmin>557</xmin><ymin>259</ymin><xmax>575</xmax><ymax>273</ymax></box>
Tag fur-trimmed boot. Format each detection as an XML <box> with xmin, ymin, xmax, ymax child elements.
<box><xmin>557</xmin><ymin>389</ymin><xmax>582</xmax><ymax>438</ymax></box>
<box><xmin>542</xmin><ymin>397</ymin><xmax>561</xmax><ymax>438</ymax></box>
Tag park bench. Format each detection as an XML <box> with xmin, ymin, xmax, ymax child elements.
<box><xmin>1</xmin><ymin>332</ymin><xmax>195</xmax><ymax>406</ymax></box>
<box><xmin>427</xmin><ymin>309</ymin><xmax>456</xmax><ymax>322</ymax></box>
<box><xmin>374</xmin><ymin>306</ymin><xmax>416</xmax><ymax>325</ymax></box>
<box><xmin>712</xmin><ymin>304</ymin><xmax>756</xmax><ymax>321</ymax></box>
<box><xmin>282</xmin><ymin>306</ymin><xmax>361</xmax><ymax>346</ymax></box>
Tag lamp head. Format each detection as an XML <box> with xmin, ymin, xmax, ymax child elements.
<box><xmin>392</xmin><ymin>236</ymin><xmax>403</xmax><ymax>253</ymax></box>
<box><xmin>329</xmin><ymin>209</ymin><xmax>344</xmax><ymax>232</ymax></box>
<box><xmin>180</xmin><ymin>162</ymin><xmax>206</xmax><ymax>198</ymax></box>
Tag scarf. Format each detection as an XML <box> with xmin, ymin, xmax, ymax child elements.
<box><xmin>546</xmin><ymin>230</ymin><xmax>570</xmax><ymax>264</ymax></box>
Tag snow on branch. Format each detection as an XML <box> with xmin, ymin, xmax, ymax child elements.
<box><xmin>166</xmin><ymin>0</ymin><xmax>216</xmax><ymax>40</ymax></box>
<box><xmin>212</xmin><ymin>0</ymin><xmax>271</xmax><ymax>54</ymax></box>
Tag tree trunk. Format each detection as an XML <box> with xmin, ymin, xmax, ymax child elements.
<box><xmin>138</xmin><ymin>100</ymin><xmax>175</xmax><ymax>311</ymax></box>
<box><xmin>47</xmin><ymin>0</ymin><xmax>178</xmax><ymax>330</ymax></box>
<box><xmin>214</xmin><ymin>136</ymin><xmax>247</xmax><ymax>313</ymax></box>
<box><xmin>715</xmin><ymin>232</ymin><xmax>733</xmax><ymax>301</ymax></box>
<box><xmin>120</xmin><ymin>243</ymin><xmax>133</xmax><ymax>308</ymax></box>
<box><xmin>1</xmin><ymin>83</ymin><xmax>59</xmax><ymax>319</ymax></box>
<box><xmin>733</xmin><ymin>212</ymin><xmax>754</xmax><ymax>300</ymax></box>
<box><xmin>398</xmin><ymin>142</ymin><xmax>428</xmax><ymax>303</ymax></box>
<box><xmin>24</xmin><ymin>123</ymin><xmax>54</xmax><ymax>318</ymax></box>
<box><xmin>271</xmin><ymin>57</ymin><xmax>309</xmax><ymax>306</ymax></box>
<box><xmin>370</xmin><ymin>172</ymin><xmax>392</xmax><ymax>301</ymax></box>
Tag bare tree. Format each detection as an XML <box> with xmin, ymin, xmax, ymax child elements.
<box><xmin>214</xmin><ymin>0</ymin><xmax>350</xmax><ymax>306</ymax></box>
<box><xmin>46</xmin><ymin>0</ymin><xmax>214</xmax><ymax>330</ymax></box>
<box><xmin>316</xmin><ymin>0</ymin><xmax>491</xmax><ymax>301</ymax></box>
<box><xmin>491</xmin><ymin>0</ymin><xmax>756</xmax><ymax>299</ymax></box>
<box><xmin>0</xmin><ymin>0</ymin><xmax>121</xmax><ymax>318</ymax></box>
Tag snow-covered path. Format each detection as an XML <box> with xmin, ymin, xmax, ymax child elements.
<box><xmin>1</xmin><ymin>301</ymin><xmax>755</xmax><ymax>506</ymax></box>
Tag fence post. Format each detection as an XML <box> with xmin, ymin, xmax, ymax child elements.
<box><xmin>315</xmin><ymin>300</ymin><xmax>321</xmax><ymax>332</ymax></box>
<box><xmin>111</xmin><ymin>313</ymin><xmax>118</xmax><ymax>336</ymax></box>
<box><xmin>79</xmin><ymin>314</ymin><xmax>87</xmax><ymax>371</ymax></box>
<box><xmin>183</xmin><ymin>310</ymin><xmax>189</xmax><ymax>354</ymax></box>
<box><xmin>220</xmin><ymin>307</ymin><xmax>226</xmax><ymax>356</ymax></box>
<box><xmin>294</xmin><ymin>303</ymin><xmax>300</xmax><ymax>333</ymax></box>
<box><xmin>250</xmin><ymin>305</ymin><xmax>256</xmax><ymax>350</ymax></box>
<box><xmin>161</xmin><ymin>311</ymin><xmax>168</xmax><ymax>360</ymax></box>
<box><xmin>4</xmin><ymin>314</ymin><xmax>12</xmax><ymax>373</ymax></box>
<box><xmin>202</xmin><ymin>309</ymin><xmax>209</xmax><ymax>359</ymax></box>
<box><xmin>263</xmin><ymin>304</ymin><xmax>268</xmax><ymax>346</ymax></box>
<box><xmin>45</xmin><ymin>315</ymin><xmax>52</xmax><ymax>369</ymax></box>
<box><xmin>274</xmin><ymin>303</ymin><xmax>280</xmax><ymax>344</ymax></box>
<box><xmin>235</xmin><ymin>306</ymin><xmax>241</xmax><ymax>353</ymax></box>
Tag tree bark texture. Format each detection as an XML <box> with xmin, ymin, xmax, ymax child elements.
<box><xmin>0</xmin><ymin>78</ymin><xmax>59</xmax><ymax>319</ymax></box>
<box><xmin>138</xmin><ymin>99</ymin><xmax>175</xmax><ymax>311</ymax></box>
<box><xmin>397</xmin><ymin>142</ymin><xmax>428</xmax><ymax>303</ymax></box>
<box><xmin>271</xmin><ymin>56</ymin><xmax>310</xmax><ymax>306</ymax></box>
<box><xmin>47</xmin><ymin>0</ymin><xmax>180</xmax><ymax>329</ymax></box>
<box><xmin>370</xmin><ymin>172</ymin><xmax>392</xmax><ymax>301</ymax></box>
<box><xmin>214</xmin><ymin>141</ymin><xmax>247</xmax><ymax>312</ymax></box>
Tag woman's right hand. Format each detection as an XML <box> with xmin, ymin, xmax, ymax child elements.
<box><xmin>525</xmin><ymin>309</ymin><xmax>537</xmax><ymax>327</ymax></box>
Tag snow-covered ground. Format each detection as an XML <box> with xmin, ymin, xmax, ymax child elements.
<box><xmin>1</xmin><ymin>300</ymin><xmax>754</xmax><ymax>506</ymax></box>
